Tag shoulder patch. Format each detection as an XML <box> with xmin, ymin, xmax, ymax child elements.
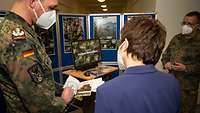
<box><xmin>28</xmin><ymin>63</ymin><xmax>44</xmax><ymax>84</ymax></box>
<box><xmin>12</xmin><ymin>28</ymin><xmax>26</xmax><ymax>41</ymax></box>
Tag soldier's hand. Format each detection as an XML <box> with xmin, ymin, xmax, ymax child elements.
<box><xmin>164</xmin><ymin>62</ymin><xmax>172</xmax><ymax>71</ymax></box>
<box><xmin>171</xmin><ymin>62</ymin><xmax>186</xmax><ymax>71</ymax></box>
<box><xmin>61</xmin><ymin>87</ymin><xmax>74</xmax><ymax>104</ymax></box>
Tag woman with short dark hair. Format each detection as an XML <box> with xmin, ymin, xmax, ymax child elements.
<box><xmin>95</xmin><ymin>17</ymin><xmax>181</xmax><ymax>113</ymax></box>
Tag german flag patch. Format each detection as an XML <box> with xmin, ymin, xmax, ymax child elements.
<box><xmin>22</xmin><ymin>49</ymin><xmax>34</xmax><ymax>58</ymax></box>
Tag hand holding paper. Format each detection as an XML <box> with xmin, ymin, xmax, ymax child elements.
<box><xmin>63</xmin><ymin>76</ymin><xmax>104</xmax><ymax>96</ymax></box>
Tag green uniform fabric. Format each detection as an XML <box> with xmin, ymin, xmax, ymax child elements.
<box><xmin>161</xmin><ymin>28</ymin><xmax>200</xmax><ymax>113</ymax></box>
<box><xmin>0</xmin><ymin>12</ymin><xmax>66</xmax><ymax>113</ymax></box>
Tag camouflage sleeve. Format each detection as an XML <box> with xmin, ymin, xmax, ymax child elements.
<box><xmin>185</xmin><ymin>31</ymin><xmax>200</xmax><ymax>75</ymax></box>
<box><xmin>185</xmin><ymin>64</ymin><xmax>200</xmax><ymax>75</ymax></box>
<box><xmin>185</xmin><ymin>47</ymin><xmax>200</xmax><ymax>75</ymax></box>
<box><xmin>161</xmin><ymin>35</ymin><xmax>181</xmax><ymax>67</ymax></box>
<box><xmin>1</xmin><ymin>39</ymin><xmax>66</xmax><ymax>113</ymax></box>
<box><xmin>161</xmin><ymin>38</ymin><xmax>175</xmax><ymax>67</ymax></box>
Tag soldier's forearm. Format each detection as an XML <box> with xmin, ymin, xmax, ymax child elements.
<box><xmin>185</xmin><ymin>64</ymin><xmax>200</xmax><ymax>75</ymax></box>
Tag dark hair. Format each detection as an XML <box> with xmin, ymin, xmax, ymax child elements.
<box><xmin>185</xmin><ymin>11</ymin><xmax>200</xmax><ymax>24</ymax></box>
<box><xmin>120</xmin><ymin>17</ymin><xmax>166</xmax><ymax>65</ymax></box>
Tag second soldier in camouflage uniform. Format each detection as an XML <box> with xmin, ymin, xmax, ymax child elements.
<box><xmin>161</xmin><ymin>11</ymin><xmax>200</xmax><ymax>113</ymax></box>
<box><xmin>0</xmin><ymin>0</ymin><xmax>74</xmax><ymax>113</ymax></box>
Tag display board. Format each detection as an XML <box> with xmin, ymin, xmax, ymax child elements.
<box><xmin>58</xmin><ymin>14</ymin><xmax>87</xmax><ymax>67</ymax></box>
<box><xmin>62</xmin><ymin>15</ymin><xmax>87</xmax><ymax>53</ymax></box>
<box><xmin>89</xmin><ymin>14</ymin><xmax>121</xmax><ymax>62</ymax></box>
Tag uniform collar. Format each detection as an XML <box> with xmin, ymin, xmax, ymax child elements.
<box><xmin>5</xmin><ymin>11</ymin><xmax>38</xmax><ymax>38</ymax></box>
<box><xmin>124</xmin><ymin>64</ymin><xmax>157</xmax><ymax>74</ymax></box>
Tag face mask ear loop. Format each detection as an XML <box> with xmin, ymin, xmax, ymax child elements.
<box><xmin>38</xmin><ymin>0</ymin><xmax>46</xmax><ymax>13</ymax></box>
<box><xmin>33</xmin><ymin>9</ymin><xmax>38</xmax><ymax>19</ymax></box>
<box><xmin>119</xmin><ymin>38</ymin><xmax>129</xmax><ymax>51</ymax></box>
<box><xmin>119</xmin><ymin>40</ymin><xmax>126</xmax><ymax>50</ymax></box>
<box><xmin>124</xmin><ymin>38</ymin><xmax>129</xmax><ymax>50</ymax></box>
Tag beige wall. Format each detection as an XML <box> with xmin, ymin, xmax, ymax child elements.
<box><xmin>156</xmin><ymin>0</ymin><xmax>200</xmax><ymax>48</ymax></box>
<box><xmin>0</xmin><ymin>0</ymin><xmax>14</xmax><ymax>10</ymax></box>
<box><xmin>155</xmin><ymin>0</ymin><xmax>200</xmax><ymax>71</ymax></box>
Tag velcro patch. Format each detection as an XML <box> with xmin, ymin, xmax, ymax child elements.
<box><xmin>28</xmin><ymin>63</ymin><xmax>44</xmax><ymax>84</ymax></box>
<box><xmin>12</xmin><ymin>28</ymin><xmax>26</xmax><ymax>41</ymax></box>
<box><xmin>22</xmin><ymin>49</ymin><xmax>34</xmax><ymax>58</ymax></box>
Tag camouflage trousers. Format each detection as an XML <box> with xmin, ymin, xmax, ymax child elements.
<box><xmin>180</xmin><ymin>89</ymin><xmax>198</xmax><ymax>113</ymax></box>
<box><xmin>173</xmin><ymin>73</ymin><xmax>199</xmax><ymax>113</ymax></box>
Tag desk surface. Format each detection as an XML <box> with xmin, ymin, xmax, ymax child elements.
<box><xmin>62</xmin><ymin>65</ymin><xmax>118</xmax><ymax>80</ymax></box>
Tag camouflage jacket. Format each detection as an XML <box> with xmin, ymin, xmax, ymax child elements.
<box><xmin>0</xmin><ymin>12</ymin><xmax>66</xmax><ymax>113</ymax></box>
<box><xmin>161</xmin><ymin>28</ymin><xmax>200</xmax><ymax>90</ymax></box>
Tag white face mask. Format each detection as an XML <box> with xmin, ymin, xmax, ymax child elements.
<box><xmin>117</xmin><ymin>50</ymin><xmax>126</xmax><ymax>70</ymax></box>
<box><xmin>33</xmin><ymin>0</ymin><xmax>56</xmax><ymax>29</ymax></box>
<box><xmin>182</xmin><ymin>25</ymin><xmax>193</xmax><ymax>34</ymax></box>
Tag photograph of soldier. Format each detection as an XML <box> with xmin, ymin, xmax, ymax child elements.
<box><xmin>63</xmin><ymin>16</ymin><xmax>84</xmax><ymax>52</ymax></box>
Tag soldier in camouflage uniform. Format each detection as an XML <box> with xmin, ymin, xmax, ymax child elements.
<box><xmin>0</xmin><ymin>0</ymin><xmax>74</xmax><ymax>113</ymax></box>
<box><xmin>161</xmin><ymin>11</ymin><xmax>200</xmax><ymax>113</ymax></box>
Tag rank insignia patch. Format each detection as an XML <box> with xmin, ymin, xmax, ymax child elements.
<box><xmin>22</xmin><ymin>49</ymin><xmax>34</xmax><ymax>58</ymax></box>
<box><xmin>28</xmin><ymin>63</ymin><xmax>44</xmax><ymax>84</ymax></box>
<box><xmin>12</xmin><ymin>28</ymin><xmax>26</xmax><ymax>41</ymax></box>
